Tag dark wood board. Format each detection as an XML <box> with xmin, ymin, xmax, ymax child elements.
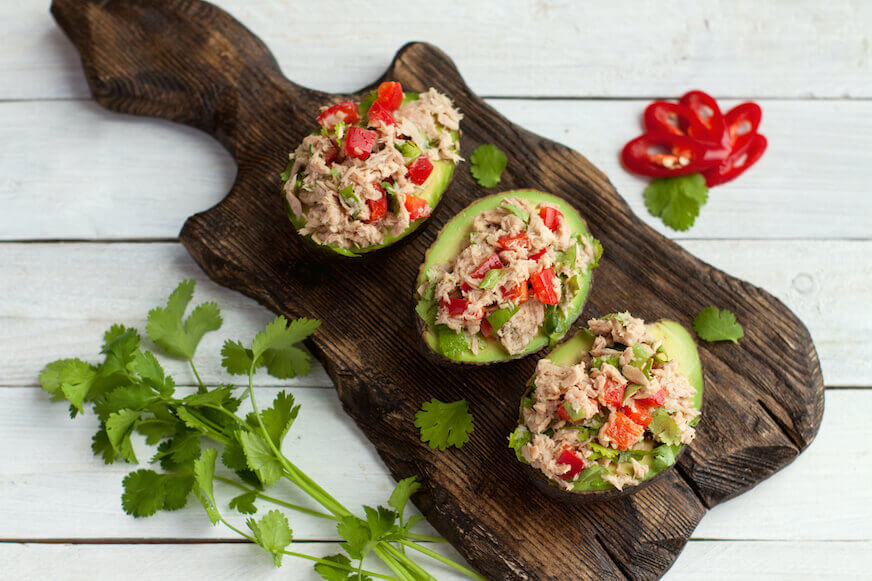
<box><xmin>52</xmin><ymin>1</ymin><xmax>825</xmax><ymax>578</ymax></box>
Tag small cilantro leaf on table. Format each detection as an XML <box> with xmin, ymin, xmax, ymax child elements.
<box><xmin>146</xmin><ymin>279</ymin><xmax>222</xmax><ymax>360</ymax></box>
<box><xmin>415</xmin><ymin>399</ymin><xmax>474</xmax><ymax>451</ymax></box>
<box><xmin>644</xmin><ymin>173</ymin><xmax>709</xmax><ymax>232</ymax></box>
<box><xmin>122</xmin><ymin>469</ymin><xmax>167</xmax><ymax>517</ymax></box>
<box><xmin>470</xmin><ymin>144</ymin><xmax>507</xmax><ymax>188</ymax></box>
<box><xmin>693</xmin><ymin>306</ymin><xmax>744</xmax><ymax>343</ymax></box>
<box><xmin>247</xmin><ymin>509</ymin><xmax>294</xmax><ymax>567</ymax></box>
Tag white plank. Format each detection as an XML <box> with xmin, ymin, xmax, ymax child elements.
<box><xmin>0</xmin><ymin>387</ymin><xmax>869</xmax><ymax>542</ymax></box>
<box><xmin>0</xmin><ymin>542</ymin><xmax>471</xmax><ymax>581</ymax></box>
<box><xmin>1</xmin><ymin>99</ymin><xmax>870</xmax><ymax>240</ymax></box>
<box><xmin>5</xmin><ymin>0</ymin><xmax>872</xmax><ymax>100</ymax></box>
<box><xmin>1</xmin><ymin>241</ymin><xmax>868</xmax><ymax>388</ymax></box>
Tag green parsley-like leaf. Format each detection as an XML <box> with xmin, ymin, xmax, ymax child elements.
<box><xmin>256</xmin><ymin>391</ymin><xmax>300</xmax><ymax>448</ymax></box>
<box><xmin>221</xmin><ymin>431</ymin><xmax>249</xmax><ymax>472</ymax></box>
<box><xmin>221</xmin><ymin>340</ymin><xmax>253</xmax><ymax>375</ymax></box>
<box><xmin>388</xmin><ymin>476</ymin><xmax>421</xmax><ymax>526</ymax></box>
<box><xmin>653</xmin><ymin>444</ymin><xmax>682</xmax><ymax>472</ymax></box>
<box><xmin>129</xmin><ymin>350</ymin><xmax>175</xmax><ymax>396</ymax></box>
<box><xmin>239</xmin><ymin>431</ymin><xmax>283</xmax><ymax>486</ymax></box>
<box><xmin>507</xmin><ymin>425</ymin><xmax>532</xmax><ymax>462</ymax></box>
<box><xmin>693</xmin><ymin>306</ymin><xmax>744</xmax><ymax>343</ymax></box>
<box><xmin>414</xmin><ymin>399</ymin><xmax>474</xmax><ymax>451</ymax></box>
<box><xmin>649</xmin><ymin>408</ymin><xmax>683</xmax><ymax>446</ymax></box>
<box><xmin>470</xmin><ymin>144</ymin><xmax>507</xmax><ymax>188</ymax></box>
<box><xmin>229</xmin><ymin>490</ymin><xmax>259</xmax><ymax>515</ymax></box>
<box><xmin>193</xmin><ymin>448</ymin><xmax>220</xmax><ymax>525</ymax></box>
<box><xmin>146</xmin><ymin>280</ymin><xmax>223</xmax><ymax>360</ymax></box>
<box><xmin>251</xmin><ymin>316</ymin><xmax>321</xmax><ymax>379</ymax></box>
<box><xmin>644</xmin><ymin>173</ymin><xmax>709</xmax><ymax>232</ymax></box>
<box><xmin>247</xmin><ymin>509</ymin><xmax>294</xmax><ymax>567</ymax></box>
<box><xmin>40</xmin><ymin>358</ymin><xmax>97</xmax><ymax>413</ymax></box>
<box><xmin>337</xmin><ymin>516</ymin><xmax>373</xmax><ymax>561</ymax></box>
<box><xmin>314</xmin><ymin>553</ymin><xmax>358</xmax><ymax>581</ymax></box>
<box><xmin>106</xmin><ymin>409</ymin><xmax>142</xmax><ymax>463</ymax></box>
<box><xmin>363</xmin><ymin>505</ymin><xmax>396</xmax><ymax>540</ymax></box>
<box><xmin>121</xmin><ymin>469</ymin><xmax>166</xmax><ymax>517</ymax></box>
<box><xmin>91</xmin><ymin>424</ymin><xmax>119</xmax><ymax>464</ymax></box>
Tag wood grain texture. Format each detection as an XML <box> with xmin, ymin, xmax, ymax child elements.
<box><xmin>52</xmin><ymin>0</ymin><xmax>825</xmax><ymax>578</ymax></box>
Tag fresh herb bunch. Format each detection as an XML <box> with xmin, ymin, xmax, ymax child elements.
<box><xmin>40</xmin><ymin>280</ymin><xmax>484</xmax><ymax>581</ymax></box>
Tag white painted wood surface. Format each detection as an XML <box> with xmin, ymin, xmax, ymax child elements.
<box><xmin>3</xmin><ymin>98</ymin><xmax>871</xmax><ymax>241</ymax></box>
<box><xmin>1</xmin><ymin>0</ymin><xmax>870</xmax><ymax>578</ymax></box>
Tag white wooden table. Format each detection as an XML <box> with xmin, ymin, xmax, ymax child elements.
<box><xmin>2</xmin><ymin>1</ymin><xmax>870</xmax><ymax>578</ymax></box>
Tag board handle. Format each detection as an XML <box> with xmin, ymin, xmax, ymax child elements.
<box><xmin>51</xmin><ymin>0</ymin><xmax>295</xmax><ymax>157</ymax></box>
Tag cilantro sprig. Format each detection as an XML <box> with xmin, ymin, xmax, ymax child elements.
<box><xmin>469</xmin><ymin>144</ymin><xmax>507</xmax><ymax>188</ymax></box>
<box><xmin>693</xmin><ymin>306</ymin><xmax>744</xmax><ymax>343</ymax></box>
<box><xmin>644</xmin><ymin>173</ymin><xmax>709</xmax><ymax>232</ymax></box>
<box><xmin>415</xmin><ymin>399</ymin><xmax>474</xmax><ymax>451</ymax></box>
<box><xmin>40</xmin><ymin>280</ymin><xmax>485</xmax><ymax>581</ymax></box>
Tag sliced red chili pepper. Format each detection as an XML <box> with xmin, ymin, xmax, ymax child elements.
<box><xmin>620</xmin><ymin>403</ymin><xmax>652</xmax><ymax>428</ymax></box>
<box><xmin>441</xmin><ymin>298</ymin><xmax>469</xmax><ymax>316</ymax></box>
<box><xmin>376</xmin><ymin>81</ymin><xmax>404</xmax><ymax>111</ymax></box>
<box><xmin>470</xmin><ymin>254</ymin><xmax>503</xmax><ymax>279</ymax></box>
<box><xmin>497</xmin><ymin>233</ymin><xmax>530</xmax><ymax>252</ymax></box>
<box><xmin>530</xmin><ymin>267</ymin><xmax>559</xmax><ymax>305</ymax></box>
<box><xmin>366</xmin><ymin>101</ymin><xmax>397</xmax><ymax>128</ymax></box>
<box><xmin>538</xmin><ymin>207</ymin><xmax>562</xmax><ymax>232</ymax></box>
<box><xmin>679</xmin><ymin>90</ymin><xmax>728</xmax><ymax>146</ymax></box>
<box><xmin>317</xmin><ymin>100</ymin><xmax>360</xmax><ymax>129</ymax></box>
<box><xmin>404</xmin><ymin>194</ymin><xmax>431</xmax><ymax>220</ymax></box>
<box><xmin>621</xmin><ymin>132</ymin><xmax>729</xmax><ymax>178</ymax></box>
<box><xmin>723</xmin><ymin>102</ymin><xmax>762</xmax><ymax>152</ymax></box>
<box><xmin>557</xmin><ymin>445</ymin><xmax>586</xmax><ymax>480</ymax></box>
<box><xmin>407</xmin><ymin>156</ymin><xmax>434</xmax><ymax>185</ymax></box>
<box><xmin>365</xmin><ymin>185</ymin><xmax>388</xmax><ymax>223</ymax></box>
<box><xmin>480</xmin><ymin>318</ymin><xmax>494</xmax><ymax>339</ymax></box>
<box><xmin>643</xmin><ymin>101</ymin><xmax>709</xmax><ymax>140</ymax></box>
<box><xmin>635</xmin><ymin>388</ymin><xmax>666</xmax><ymax>408</ymax></box>
<box><xmin>530</xmin><ymin>248</ymin><xmax>546</xmax><ymax>261</ymax></box>
<box><xmin>503</xmin><ymin>281</ymin><xmax>529</xmax><ymax>303</ymax></box>
<box><xmin>344</xmin><ymin>127</ymin><xmax>376</xmax><ymax>160</ymax></box>
<box><xmin>703</xmin><ymin>133</ymin><xmax>767</xmax><ymax>187</ymax></box>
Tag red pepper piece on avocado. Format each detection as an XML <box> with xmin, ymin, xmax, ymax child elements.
<box><xmin>376</xmin><ymin>81</ymin><xmax>404</xmax><ymax>111</ymax></box>
<box><xmin>530</xmin><ymin>267</ymin><xmax>559</xmax><ymax>305</ymax></box>
<box><xmin>620</xmin><ymin>402</ymin><xmax>653</xmax><ymax>428</ymax></box>
<box><xmin>503</xmin><ymin>281</ymin><xmax>529</xmax><ymax>303</ymax></box>
<box><xmin>538</xmin><ymin>206</ymin><xmax>563</xmax><ymax>232</ymax></box>
<box><xmin>441</xmin><ymin>298</ymin><xmax>469</xmax><ymax>316</ymax></box>
<box><xmin>344</xmin><ymin>127</ymin><xmax>376</xmax><ymax>160</ymax></box>
<box><xmin>367</xmin><ymin>101</ymin><xmax>397</xmax><ymax>128</ymax></box>
<box><xmin>557</xmin><ymin>445</ymin><xmax>586</xmax><ymax>480</ymax></box>
<box><xmin>407</xmin><ymin>156</ymin><xmax>434</xmax><ymax>185</ymax></box>
<box><xmin>601</xmin><ymin>379</ymin><xmax>626</xmax><ymax>408</ymax></box>
<box><xmin>497</xmin><ymin>233</ymin><xmax>529</xmax><ymax>252</ymax></box>
<box><xmin>470</xmin><ymin>254</ymin><xmax>503</xmax><ymax>279</ymax></box>
<box><xmin>365</xmin><ymin>185</ymin><xmax>387</xmax><ymax>223</ymax></box>
<box><xmin>635</xmin><ymin>388</ymin><xmax>666</xmax><ymax>408</ymax></box>
<box><xmin>404</xmin><ymin>194</ymin><xmax>431</xmax><ymax>220</ymax></box>
<box><xmin>603</xmin><ymin>412</ymin><xmax>645</xmax><ymax>451</ymax></box>
<box><xmin>317</xmin><ymin>100</ymin><xmax>360</xmax><ymax>129</ymax></box>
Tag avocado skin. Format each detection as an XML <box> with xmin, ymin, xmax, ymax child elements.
<box><xmin>517</xmin><ymin>319</ymin><xmax>703</xmax><ymax>504</ymax></box>
<box><xmin>414</xmin><ymin>190</ymin><xmax>598</xmax><ymax>365</ymax></box>
<box><xmin>284</xmin><ymin>156</ymin><xmax>456</xmax><ymax>260</ymax></box>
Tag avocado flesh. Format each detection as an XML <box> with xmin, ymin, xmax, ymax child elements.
<box><xmin>417</xmin><ymin>190</ymin><xmax>596</xmax><ymax>363</ymax></box>
<box><xmin>286</xmin><ymin>155</ymin><xmax>455</xmax><ymax>258</ymax></box>
<box><xmin>528</xmin><ymin>319</ymin><xmax>703</xmax><ymax>492</ymax></box>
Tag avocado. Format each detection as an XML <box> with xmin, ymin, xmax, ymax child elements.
<box><xmin>414</xmin><ymin>190</ymin><xmax>600</xmax><ymax>364</ymax></box>
<box><xmin>515</xmin><ymin>319</ymin><xmax>703</xmax><ymax>504</ymax></box>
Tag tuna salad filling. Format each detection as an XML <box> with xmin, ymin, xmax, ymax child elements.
<box><xmin>417</xmin><ymin>196</ymin><xmax>601</xmax><ymax>357</ymax></box>
<box><xmin>510</xmin><ymin>313</ymin><xmax>700</xmax><ymax>491</ymax></box>
<box><xmin>282</xmin><ymin>82</ymin><xmax>462</xmax><ymax>251</ymax></box>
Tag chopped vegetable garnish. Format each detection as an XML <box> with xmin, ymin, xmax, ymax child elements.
<box><xmin>407</xmin><ymin>155</ymin><xmax>434</xmax><ymax>185</ymax></box>
<box><xmin>538</xmin><ymin>206</ymin><xmax>563</xmax><ymax>232</ymax></box>
<box><xmin>316</xmin><ymin>100</ymin><xmax>360</xmax><ymax>129</ymax></box>
<box><xmin>529</xmin><ymin>267</ymin><xmax>559</xmax><ymax>305</ymax></box>
<box><xmin>470</xmin><ymin>144</ymin><xmax>508</xmax><ymax>188</ymax></box>
<box><xmin>343</xmin><ymin>126</ymin><xmax>376</xmax><ymax>160</ymax></box>
<box><xmin>404</xmin><ymin>194</ymin><xmax>431</xmax><ymax>220</ymax></box>
<box><xmin>478</xmin><ymin>268</ymin><xmax>502</xmax><ymax>290</ymax></box>
<box><xmin>376</xmin><ymin>81</ymin><xmax>404</xmax><ymax>111</ymax></box>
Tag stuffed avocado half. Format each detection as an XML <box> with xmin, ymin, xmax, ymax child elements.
<box><xmin>510</xmin><ymin>313</ymin><xmax>702</xmax><ymax>503</ymax></box>
<box><xmin>415</xmin><ymin>190</ymin><xmax>601</xmax><ymax>364</ymax></box>
<box><xmin>282</xmin><ymin>82</ymin><xmax>462</xmax><ymax>258</ymax></box>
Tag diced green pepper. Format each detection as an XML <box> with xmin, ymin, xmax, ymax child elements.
<box><xmin>621</xmin><ymin>384</ymin><xmax>645</xmax><ymax>406</ymax></box>
<box><xmin>478</xmin><ymin>269</ymin><xmax>502</xmax><ymax>290</ymax></box>
<box><xmin>562</xmin><ymin>400</ymin><xmax>587</xmax><ymax>423</ymax></box>
<box><xmin>587</xmin><ymin>442</ymin><xmax>619</xmax><ymax>461</ymax></box>
<box><xmin>543</xmin><ymin>305</ymin><xmax>569</xmax><ymax>346</ymax></box>
<box><xmin>338</xmin><ymin>185</ymin><xmax>361</xmax><ymax>218</ymax></box>
<box><xmin>486</xmin><ymin>304</ymin><xmax>520</xmax><ymax>332</ymax></box>
<box><xmin>436</xmin><ymin>325</ymin><xmax>470</xmax><ymax>359</ymax></box>
<box><xmin>499</xmin><ymin>201</ymin><xmax>530</xmax><ymax>223</ymax></box>
<box><xmin>397</xmin><ymin>141</ymin><xmax>422</xmax><ymax>161</ymax></box>
<box><xmin>591</xmin><ymin>354</ymin><xmax>620</xmax><ymax>369</ymax></box>
<box><xmin>583</xmin><ymin>414</ymin><xmax>606</xmax><ymax>429</ymax></box>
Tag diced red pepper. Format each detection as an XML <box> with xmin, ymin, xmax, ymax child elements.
<box><xmin>322</xmin><ymin>141</ymin><xmax>339</xmax><ymax>165</ymax></box>
<box><xmin>557</xmin><ymin>405</ymin><xmax>572</xmax><ymax>423</ymax></box>
<box><xmin>365</xmin><ymin>185</ymin><xmax>387</xmax><ymax>223</ymax></box>
<box><xmin>404</xmin><ymin>194</ymin><xmax>431</xmax><ymax>220</ymax></box>
<box><xmin>643</xmin><ymin>101</ymin><xmax>710</xmax><ymax>140</ymax></box>
<box><xmin>530</xmin><ymin>248</ymin><xmax>546</xmax><ymax>261</ymax></box>
<box><xmin>529</xmin><ymin>267</ymin><xmax>559</xmax><ymax>305</ymax></box>
<box><xmin>344</xmin><ymin>127</ymin><xmax>376</xmax><ymax>160</ymax></box>
<box><xmin>441</xmin><ymin>298</ymin><xmax>469</xmax><ymax>317</ymax></box>
<box><xmin>703</xmin><ymin>134</ymin><xmax>767</xmax><ymax>187</ymax></box>
<box><xmin>407</xmin><ymin>156</ymin><xmax>434</xmax><ymax>185</ymax></box>
<box><xmin>557</xmin><ymin>445</ymin><xmax>586</xmax><ymax>480</ymax></box>
<box><xmin>602</xmin><ymin>379</ymin><xmax>626</xmax><ymax>409</ymax></box>
<box><xmin>621</xmin><ymin>132</ymin><xmax>729</xmax><ymax>178</ymax></box>
<box><xmin>538</xmin><ymin>207</ymin><xmax>562</xmax><ymax>232</ymax></box>
<box><xmin>480</xmin><ymin>318</ymin><xmax>494</xmax><ymax>339</ymax></box>
<box><xmin>503</xmin><ymin>282</ymin><xmax>529</xmax><ymax>303</ymax></box>
<box><xmin>679</xmin><ymin>90</ymin><xmax>728</xmax><ymax>147</ymax></box>
<box><xmin>497</xmin><ymin>233</ymin><xmax>530</xmax><ymax>252</ymax></box>
<box><xmin>470</xmin><ymin>254</ymin><xmax>503</xmax><ymax>279</ymax></box>
<box><xmin>620</xmin><ymin>403</ymin><xmax>652</xmax><ymax>428</ymax></box>
<box><xmin>636</xmin><ymin>388</ymin><xmax>666</xmax><ymax>408</ymax></box>
<box><xmin>317</xmin><ymin>100</ymin><xmax>360</xmax><ymax>129</ymax></box>
<box><xmin>723</xmin><ymin>102</ymin><xmax>762</xmax><ymax>152</ymax></box>
<box><xmin>366</xmin><ymin>101</ymin><xmax>397</xmax><ymax>128</ymax></box>
<box><xmin>603</xmin><ymin>412</ymin><xmax>645</xmax><ymax>451</ymax></box>
<box><xmin>376</xmin><ymin>81</ymin><xmax>404</xmax><ymax>112</ymax></box>
<box><xmin>459</xmin><ymin>282</ymin><xmax>472</xmax><ymax>293</ymax></box>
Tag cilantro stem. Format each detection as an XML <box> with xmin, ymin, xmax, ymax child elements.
<box><xmin>404</xmin><ymin>533</ymin><xmax>448</xmax><ymax>543</ymax></box>
<box><xmin>188</xmin><ymin>358</ymin><xmax>207</xmax><ymax>391</ymax></box>
<box><xmin>399</xmin><ymin>540</ymin><xmax>486</xmax><ymax>581</ymax></box>
<box><xmin>279</xmin><ymin>550</ymin><xmax>398</xmax><ymax>581</ymax></box>
<box><xmin>382</xmin><ymin>542</ymin><xmax>434</xmax><ymax>581</ymax></box>
<box><xmin>372</xmin><ymin>546</ymin><xmax>415</xmax><ymax>581</ymax></box>
<box><xmin>214</xmin><ymin>475</ymin><xmax>337</xmax><ymax>521</ymax></box>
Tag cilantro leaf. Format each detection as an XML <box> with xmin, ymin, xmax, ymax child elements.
<box><xmin>507</xmin><ymin>425</ymin><xmax>532</xmax><ymax>462</ymax></box>
<box><xmin>250</xmin><ymin>316</ymin><xmax>320</xmax><ymax>379</ymax></box>
<box><xmin>649</xmin><ymin>408</ymin><xmax>683</xmax><ymax>446</ymax></box>
<box><xmin>105</xmin><ymin>383</ymin><xmax>158</xmax><ymax>413</ymax></box>
<box><xmin>314</xmin><ymin>554</ymin><xmax>357</xmax><ymax>581</ymax></box>
<box><xmin>239</xmin><ymin>431</ymin><xmax>283</xmax><ymax>486</ymax></box>
<box><xmin>644</xmin><ymin>173</ymin><xmax>709</xmax><ymax>232</ymax></box>
<box><xmin>182</xmin><ymin>386</ymin><xmax>235</xmax><ymax>407</ymax></box>
<box><xmin>653</xmin><ymin>444</ymin><xmax>682</xmax><ymax>472</ymax></box>
<box><xmin>221</xmin><ymin>340</ymin><xmax>253</xmax><ymax>375</ymax></box>
<box><xmin>363</xmin><ymin>505</ymin><xmax>396</xmax><ymax>540</ymax></box>
<box><xmin>129</xmin><ymin>350</ymin><xmax>175</xmax><ymax>396</ymax></box>
<box><xmin>106</xmin><ymin>409</ymin><xmax>142</xmax><ymax>463</ymax></box>
<box><xmin>91</xmin><ymin>425</ymin><xmax>119</xmax><ymax>464</ymax></box>
<box><xmin>229</xmin><ymin>490</ymin><xmax>259</xmax><ymax>515</ymax></box>
<box><xmin>221</xmin><ymin>431</ymin><xmax>249</xmax><ymax>472</ymax></box>
<box><xmin>693</xmin><ymin>306</ymin><xmax>744</xmax><ymax>343</ymax></box>
<box><xmin>193</xmin><ymin>448</ymin><xmax>220</xmax><ymax>524</ymax></box>
<box><xmin>146</xmin><ymin>280</ymin><xmax>222</xmax><ymax>360</ymax></box>
<box><xmin>247</xmin><ymin>510</ymin><xmax>293</xmax><ymax>567</ymax></box>
<box><xmin>414</xmin><ymin>399</ymin><xmax>474</xmax><ymax>451</ymax></box>
<box><xmin>121</xmin><ymin>469</ymin><xmax>166</xmax><ymax>517</ymax></box>
<box><xmin>162</xmin><ymin>473</ymin><xmax>194</xmax><ymax>511</ymax></box>
<box><xmin>388</xmin><ymin>476</ymin><xmax>421</xmax><ymax>526</ymax></box>
<box><xmin>337</xmin><ymin>516</ymin><xmax>373</xmax><ymax>561</ymax></box>
<box><xmin>470</xmin><ymin>144</ymin><xmax>507</xmax><ymax>188</ymax></box>
<box><xmin>254</xmin><ymin>391</ymin><xmax>300</xmax><ymax>447</ymax></box>
<box><xmin>154</xmin><ymin>429</ymin><xmax>201</xmax><ymax>470</ymax></box>
<box><xmin>40</xmin><ymin>358</ymin><xmax>97</xmax><ymax>413</ymax></box>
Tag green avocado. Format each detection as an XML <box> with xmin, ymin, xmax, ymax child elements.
<box><xmin>415</xmin><ymin>190</ymin><xmax>601</xmax><ymax>364</ymax></box>
<box><xmin>516</xmin><ymin>318</ymin><xmax>703</xmax><ymax>499</ymax></box>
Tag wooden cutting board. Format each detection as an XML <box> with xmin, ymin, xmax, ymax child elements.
<box><xmin>52</xmin><ymin>1</ymin><xmax>824</xmax><ymax>578</ymax></box>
